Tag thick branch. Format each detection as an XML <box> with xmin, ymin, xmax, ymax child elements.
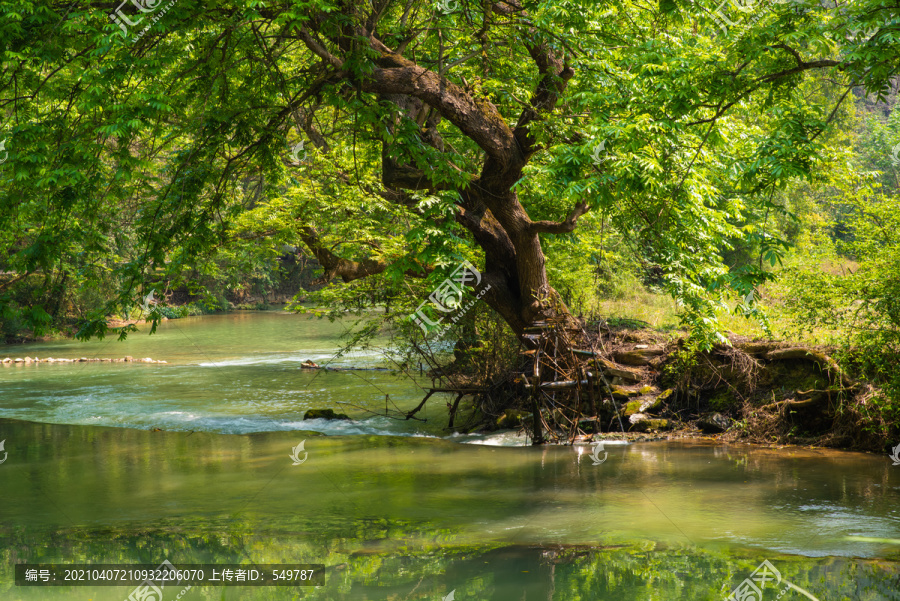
<box><xmin>512</xmin><ymin>37</ymin><xmax>574</xmax><ymax>162</ymax></box>
<box><xmin>363</xmin><ymin>63</ymin><xmax>516</xmax><ymax>166</ymax></box>
<box><xmin>529</xmin><ymin>202</ymin><xmax>590</xmax><ymax>234</ymax></box>
<box><xmin>381</xmin><ymin>93</ymin><xmax>451</xmax><ymax>190</ymax></box>
<box><xmin>299</xmin><ymin>226</ymin><xmax>427</xmax><ymax>283</ymax></box>
<box><xmin>297</xmin><ymin>27</ymin><xmax>344</xmax><ymax>69</ymax></box>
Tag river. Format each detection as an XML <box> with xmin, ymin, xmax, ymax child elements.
<box><xmin>1</xmin><ymin>312</ymin><xmax>898</xmax><ymax>600</ymax></box>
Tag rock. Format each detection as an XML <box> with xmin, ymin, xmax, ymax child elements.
<box><xmin>638</xmin><ymin>388</ymin><xmax>674</xmax><ymax>415</ymax></box>
<box><xmin>141</xmin><ymin>357</ymin><xmax>153</xmax><ymax>363</ymax></box>
<box><xmin>614</xmin><ymin>348</ymin><xmax>666</xmax><ymax>366</ymax></box>
<box><xmin>698</xmin><ymin>412</ymin><xmax>731</xmax><ymax>433</ymax></box>
<box><xmin>24</xmin><ymin>356</ymin><xmax>32</xmax><ymax>363</ymax></box>
<box><xmin>14</xmin><ymin>358</ymin><xmax>23</xmax><ymax>363</ymax></box>
<box><xmin>300</xmin><ymin>360</ymin><xmax>320</xmax><ymax>369</ymax></box>
<box><xmin>638</xmin><ymin>397</ymin><xmax>663</xmax><ymax>415</ymax></box>
<box><xmin>610</xmin><ymin>386</ymin><xmax>639</xmax><ymax>401</ymax></box>
<box><xmin>623</xmin><ymin>399</ymin><xmax>644</xmax><ymax>418</ymax></box>
<box><xmin>2</xmin><ymin>358</ymin><xmax>10</xmax><ymax>363</ymax></box>
<box><xmin>303</xmin><ymin>408</ymin><xmax>351</xmax><ymax>421</ymax></box>
<box><xmin>635</xmin><ymin>344</ymin><xmax>649</xmax><ymax>349</ymax></box>
<box><xmin>124</xmin><ymin>356</ymin><xmax>133</xmax><ymax>362</ymax></box>
<box><xmin>629</xmin><ymin>414</ymin><xmax>672</xmax><ymax>432</ymax></box>
<box><xmin>595</xmin><ymin>359</ymin><xmax>642</xmax><ymax>383</ymax></box>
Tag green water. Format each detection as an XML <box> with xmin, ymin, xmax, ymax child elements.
<box><xmin>1</xmin><ymin>313</ymin><xmax>899</xmax><ymax>600</ymax></box>
<box><xmin>0</xmin><ymin>312</ymin><xmax>448</xmax><ymax>436</ymax></box>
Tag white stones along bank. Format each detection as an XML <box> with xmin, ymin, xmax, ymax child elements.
<box><xmin>1</xmin><ymin>356</ymin><xmax>166</xmax><ymax>365</ymax></box>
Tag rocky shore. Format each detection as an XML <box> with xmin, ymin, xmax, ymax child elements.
<box><xmin>2</xmin><ymin>356</ymin><xmax>167</xmax><ymax>364</ymax></box>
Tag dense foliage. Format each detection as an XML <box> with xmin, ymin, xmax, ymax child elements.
<box><xmin>769</xmin><ymin>101</ymin><xmax>900</xmax><ymax>437</ymax></box>
<box><xmin>1</xmin><ymin>0</ymin><xmax>896</xmax><ymax>340</ymax></box>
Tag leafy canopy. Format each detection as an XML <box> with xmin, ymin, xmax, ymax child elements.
<box><xmin>0</xmin><ymin>0</ymin><xmax>897</xmax><ymax>345</ymax></box>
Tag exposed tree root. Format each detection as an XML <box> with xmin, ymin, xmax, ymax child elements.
<box><xmin>414</xmin><ymin>319</ymin><xmax>891</xmax><ymax>451</ymax></box>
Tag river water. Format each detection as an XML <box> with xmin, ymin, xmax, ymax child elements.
<box><xmin>1</xmin><ymin>312</ymin><xmax>899</xmax><ymax>600</ymax></box>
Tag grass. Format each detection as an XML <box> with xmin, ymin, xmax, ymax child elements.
<box><xmin>591</xmin><ymin>289</ymin><xmax>680</xmax><ymax>331</ymax></box>
<box><xmin>585</xmin><ymin>282</ymin><xmax>824</xmax><ymax>343</ymax></box>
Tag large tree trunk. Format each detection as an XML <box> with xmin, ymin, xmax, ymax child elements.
<box><xmin>294</xmin><ymin>2</ymin><xmax>587</xmax><ymax>342</ymax></box>
<box><xmin>456</xmin><ymin>188</ymin><xmax>579</xmax><ymax>338</ymax></box>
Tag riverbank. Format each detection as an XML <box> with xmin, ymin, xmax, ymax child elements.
<box><xmin>446</xmin><ymin>321</ymin><xmax>898</xmax><ymax>455</ymax></box>
<box><xmin>4</xmin><ymin>309</ymin><xmax>895</xmax><ymax>453</ymax></box>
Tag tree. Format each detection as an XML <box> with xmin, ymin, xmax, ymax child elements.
<box><xmin>1</xmin><ymin>0</ymin><xmax>898</xmax><ymax>347</ymax></box>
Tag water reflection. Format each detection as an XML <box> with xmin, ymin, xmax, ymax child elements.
<box><xmin>1</xmin><ymin>420</ymin><xmax>897</xmax><ymax>559</ymax></box>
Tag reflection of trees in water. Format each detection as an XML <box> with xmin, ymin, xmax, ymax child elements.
<box><xmin>1</xmin><ymin>531</ymin><xmax>897</xmax><ymax>601</ymax></box>
<box><xmin>2</xmin><ymin>421</ymin><xmax>898</xmax><ymax>599</ymax></box>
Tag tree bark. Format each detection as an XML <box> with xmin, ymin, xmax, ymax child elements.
<box><xmin>294</xmin><ymin>3</ymin><xmax>585</xmax><ymax>338</ymax></box>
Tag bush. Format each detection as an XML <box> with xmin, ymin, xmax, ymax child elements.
<box><xmin>782</xmin><ymin>191</ymin><xmax>900</xmax><ymax>445</ymax></box>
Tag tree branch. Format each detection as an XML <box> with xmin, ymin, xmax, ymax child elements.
<box><xmin>529</xmin><ymin>202</ymin><xmax>590</xmax><ymax>234</ymax></box>
<box><xmin>296</xmin><ymin>27</ymin><xmax>344</xmax><ymax>69</ymax></box>
<box><xmin>363</xmin><ymin>61</ymin><xmax>516</xmax><ymax>167</ymax></box>
<box><xmin>299</xmin><ymin>226</ymin><xmax>427</xmax><ymax>283</ymax></box>
<box><xmin>512</xmin><ymin>36</ymin><xmax>574</xmax><ymax>162</ymax></box>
